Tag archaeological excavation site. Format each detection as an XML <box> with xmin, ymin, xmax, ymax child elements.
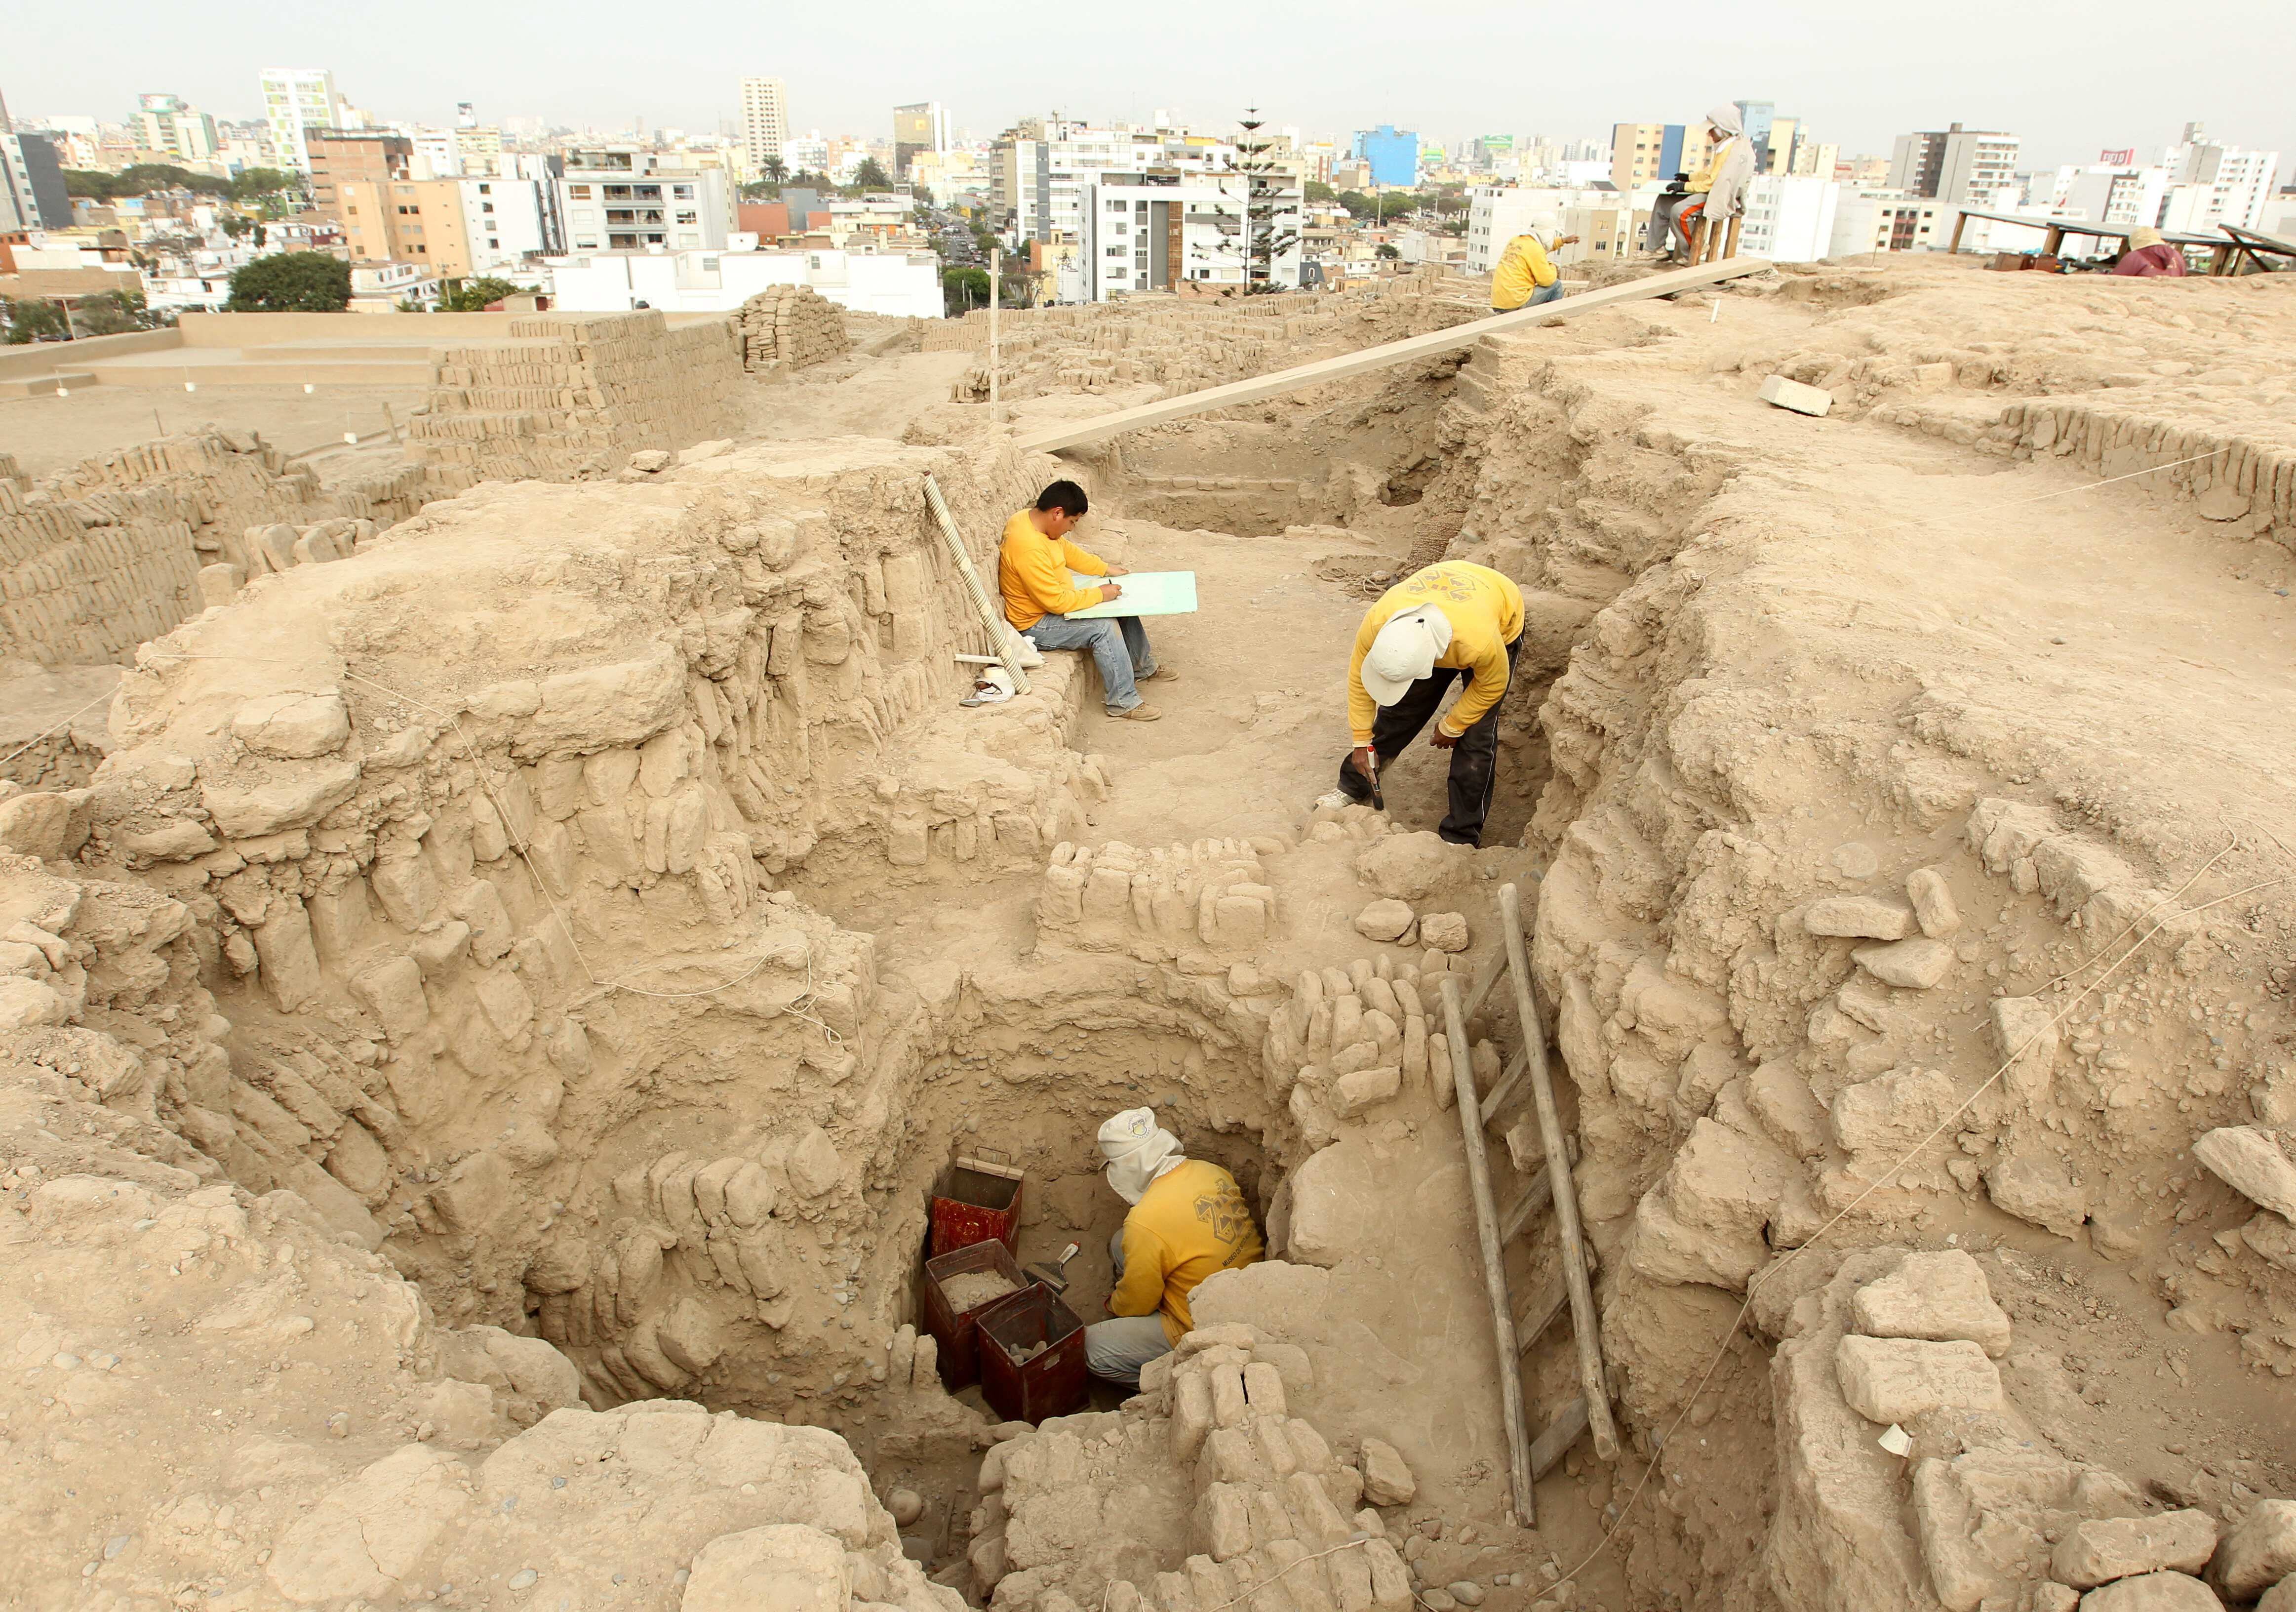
<box><xmin>7</xmin><ymin>255</ymin><xmax>2296</xmax><ymax>1612</ymax></box>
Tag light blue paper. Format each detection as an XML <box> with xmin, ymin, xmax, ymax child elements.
<box><xmin>1065</xmin><ymin>570</ymin><xmax>1199</xmax><ymax>619</ymax></box>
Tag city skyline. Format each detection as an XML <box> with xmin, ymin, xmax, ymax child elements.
<box><xmin>10</xmin><ymin>0</ymin><xmax>2293</xmax><ymax>174</ymax></box>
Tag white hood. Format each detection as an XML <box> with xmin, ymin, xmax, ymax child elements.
<box><xmin>1099</xmin><ymin>1107</ymin><xmax>1185</xmax><ymax>1205</ymax></box>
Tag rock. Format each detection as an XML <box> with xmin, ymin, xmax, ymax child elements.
<box><xmin>267</xmin><ymin>1444</ymin><xmax>472</xmax><ymax>1602</ymax></box>
<box><xmin>2055</xmin><ymin>1513</ymin><xmax>2219</xmax><ymax>1589</ymax></box>
<box><xmin>1333</xmin><ymin>1065</ymin><xmax>1403</xmax><ymax>1118</ymax></box>
<box><xmin>1852</xmin><ymin>937</ymin><xmax>1955</xmax><ymax>989</ymax></box>
<box><xmin>1905</xmin><ymin>868</ymin><xmax>1961</xmax><ymax>937</ymax></box>
<box><xmin>2195</xmin><ymin>485</ymin><xmax>2250</xmax><ymax>522</ymax></box>
<box><xmin>886</xmin><ymin>1488</ymin><xmax>924</xmax><ymax>1528</ymax></box>
<box><xmin>1759</xmin><ymin>374</ymin><xmax>1833</xmax><ymax>416</ymax></box>
<box><xmin>1987</xmin><ymin>1147</ymin><xmax>2089</xmax><ymax>1238</ymax></box>
<box><xmin>117</xmin><ymin>818</ymin><xmax>218</xmax><ymax>862</ymax></box>
<box><xmin>1355</xmin><ymin>832</ymin><xmax>1465</xmax><ymax>902</ymax></box>
<box><xmin>1360</xmin><ymin>1438</ymin><xmax>1415</xmax><ymax>1505</ymax></box>
<box><xmin>682</xmin><ymin>1524</ymin><xmax>848</xmax><ymax>1612</ymax></box>
<box><xmin>2258</xmin><ymin>1576</ymin><xmax>2296</xmax><ymax>1612</ymax></box>
<box><xmin>1418</xmin><ymin>912</ymin><xmax>1469</xmax><ymax>953</ymax></box>
<box><xmin>0</xmin><ymin>792</ymin><xmax>78</xmax><ymax>860</ymax></box>
<box><xmin>1423</xmin><ymin>1591</ymin><xmax>1459</xmax><ymax>1612</ymax></box>
<box><xmin>1447</xmin><ymin>1583</ymin><xmax>1486</xmax><ymax>1607</ymax></box>
<box><xmin>1992</xmin><ymin>995</ymin><xmax>2062</xmax><ymax>1105</ymax></box>
<box><xmin>1805</xmin><ymin>897</ymin><xmax>1918</xmax><ymax>940</ymax></box>
<box><xmin>232</xmin><ymin>691</ymin><xmax>352</xmax><ymax>759</ymax></box>
<box><xmin>1850</xmin><ymin>1250</ymin><xmax>2012</xmax><ymax>1357</ymax></box>
<box><xmin>628</xmin><ymin>448</ymin><xmax>673</xmax><ymax>473</ymax></box>
<box><xmin>1355</xmin><ymin>899</ymin><xmax>1416</xmax><ymax>942</ymax></box>
<box><xmin>2211</xmin><ymin>1499</ymin><xmax>2296</xmax><ymax>1601</ymax></box>
<box><xmin>788</xmin><ymin>1127</ymin><xmax>844</xmax><ymax>1199</ymax></box>
<box><xmin>2192</xmin><ymin>1128</ymin><xmax>2296</xmax><ymax>1220</ymax></box>
<box><xmin>2039</xmin><ymin>1586</ymin><xmax>2080</xmax><ymax>1612</ymax></box>
<box><xmin>202</xmin><ymin>760</ymin><xmax>361</xmax><ymax>840</ymax></box>
<box><xmin>2080</xmin><ymin>1572</ymin><xmax>2225</xmax><ymax>1612</ymax></box>
<box><xmin>1831</xmin><ymin>1066</ymin><xmax>1958</xmax><ymax>1155</ymax></box>
<box><xmin>1835</xmin><ymin>1335</ymin><xmax>2003</xmax><ymax>1423</ymax></box>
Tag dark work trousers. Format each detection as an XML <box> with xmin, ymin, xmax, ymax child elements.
<box><xmin>1337</xmin><ymin>636</ymin><xmax>1523</xmax><ymax>846</ymax></box>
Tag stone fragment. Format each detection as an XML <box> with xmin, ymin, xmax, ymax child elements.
<box><xmin>1987</xmin><ymin>1148</ymin><xmax>2089</xmax><ymax>1238</ymax></box>
<box><xmin>266</xmin><ymin>1445</ymin><xmax>471</xmax><ymax>1602</ymax></box>
<box><xmin>1333</xmin><ymin>1066</ymin><xmax>1403</xmax><ymax>1118</ymax></box>
<box><xmin>232</xmin><ymin>691</ymin><xmax>352</xmax><ymax>759</ymax></box>
<box><xmin>1992</xmin><ymin>995</ymin><xmax>2061</xmax><ymax>1104</ymax></box>
<box><xmin>1759</xmin><ymin>374</ymin><xmax>1832</xmax><ymax>416</ymax></box>
<box><xmin>1805</xmin><ymin>896</ymin><xmax>1917</xmax><ymax>940</ymax></box>
<box><xmin>1851</xmin><ymin>1251</ymin><xmax>2012</xmax><ymax>1357</ymax></box>
<box><xmin>118</xmin><ymin>818</ymin><xmax>217</xmax><ymax>862</ymax></box>
<box><xmin>1832</xmin><ymin>1066</ymin><xmax>1958</xmax><ymax>1155</ymax></box>
<box><xmin>1360</xmin><ymin>1438</ymin><xmax>1415</xmax><ymax>1505</ymax></box>
<box><xmin>788</xmin><ymin>1127</ymin><xmax>844</xmax><ymax>1199</ymax></box>
<box><xmin>2054</xmin><ymin>1513</ymin><xmax>2219</xmax><ymax>1589</ymax></box>
<box><xmin>2192</xmin><ymin>1128</ymin><xmax>2296</xmax><ymax>1220</ymax></box>
<box><xmin>683</xmin><ymin>1524</ymin><xmax>848</xmax><ymax>1612</ymax></box>
<box><xmin>350</xmin><ymin>956</ymin><xmax>430</xmax><ymax>1041</ymax></box>
<box><xmin>2211</xmin><ymin>1499</ymin><xmax>2296</xmax><ymax>1601</ymax></box>
<box><xmin>1835</xmin><ymin>1335</ymin><xmax>2003</xmax><ymax>1423</ymax></box>
<box><xmin>1853</xmin><ymin>937</ymin><xmax>1956</xmax><ymax>989</ymax></box>
<box><xmin>2079</xmin><ymin>1572</ymin><xmax>2226</xmax><ymax>1612</ymax></box>
<box><xmin>1905</xmin><ymin>868</ymin><xmax>1961</xmax><ymax>937</ymax></box>
<box><xmin>1354</xmin><ymin>832</ymin><xmax>1464</xmax><ymax>901</ymax></box>
<box><xmin>2260</xmin><ymin>1577</ymin><xmax>2296</xmax><ymax>1612</ymax></box>
<box><xmin>202</xmin><ymin>760</ymin><xmax>360</xmax><ymax>839</ymax></box>
<box><xmin>1417</xmin><ymin>912</ymin><xmax>1469</xmax><ymax>953</ymax></box>
<box><xmin>1354</xmin><ymin>900</ymin><xmax>1415</xmax><ymax>943</ymax></box>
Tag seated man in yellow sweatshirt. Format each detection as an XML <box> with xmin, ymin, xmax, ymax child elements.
<box><xmin>997</xmin><ymin>479</ymin><xmax>1171</xmax><ymax>722</ymax></box>
<box><xmin>1489</xmin><ymin>213</ymin><xmax>1579</xmax><ymax>312</ymax></box>
<box><xmin>1337</xmin><ymin>559</ymin><xmax>1525</xmax><ymax>847</ymax></box>
<box><xmin>1085</xmin><ymin>1107</ymin><xmax>1264</xmax><ymax>1388</ymax></box>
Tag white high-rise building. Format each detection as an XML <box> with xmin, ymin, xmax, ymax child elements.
<box><xmin>1738</xmin><ymin>174</ymin><xmax>1840</xmax><ymax>262</ymax></box>
<box><xmin>740</xmin><ymin>78</ymin><xmax>790</xmax><ymax>171</ymax></box>
<box><xmin>137</xmin><ymin>94</ymin><xmax>219</xmax><ymax>162</ymax></box>
<box><xmin>260</xmin><ymin>67</ymin><xmax>342</xmax><ymax>172</ymax></box>
<box><xmin>2160</xmin><ymin>123</ymin><xmax>2279</xmax><ymax>233</ymax></box>
<box><xmin>1936</xmin><ymin>128</ymin><xmax>2020</xmax><ymax>206</ymax></box>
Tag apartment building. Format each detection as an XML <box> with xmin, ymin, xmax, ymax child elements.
<box><xmin>893</xmin><ymin>102</ymin><xmax>950</xmax><ymax>179</ymax></box>
<box><xmin>1888</xmin><ymin>123</ymin><xmax>2018</xmax><ymax>203</ymax></box>
<box><xmin>558</xmin><ymin>147</ymin><xmax>732</xmax><ymax>252</ymax></box>
<box><xmin>1737</xmin><ymin>174</ymin><xmax>1840</xmax><ymax>262</ymax></box>
<box><xmin>1080</xmin><ymin>165</ymin><xmax>1303</xmax><ymax>299</ymax></box>
<box><xmin>2161</xmin><ymin>124</ymin><xmax>2280</xmax><ymax>233</ymax></box>
<box><xmin>136</xmin><ymin>95</ymin><xmax>218</xmax><ymax>163</ymax></box>
<box><xmin>336</xmin><ymin>175</ymin><xmax>551</xmax><ymax>277</ymax></box>
<box><xmin>1830</xmin><ymin>191</ymin><xmax>1953</xmax><ymax>255</ymax></box>
<box><xmin>259</xmin><ymin>67</ymin><xmax>342</xmax><ymax>171</ymax></box>
<box><xmin>1610</xmin><ymin>123</ymin><xmax>1723</xmax><ymax>191</ymax></box>
<box><xmin>993</xmin><ymin>120</ymin><xmax>1183</xmax><ymax>245</ymax></box>
<box><xmin>741</xmin><ymin>78</ymin><xmax>790</xmax><ymax>170</ymax></box>
<box><xmin>1465</xmin><ymin>185</ymin><xmax>1576</xmax><ymax>272</ymax></box>
<box><xmin>307</xmin><ymin>128</ymin><xmax>412</xmax><ymax>220</ymax></box>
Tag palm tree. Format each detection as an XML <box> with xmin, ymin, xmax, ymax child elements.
<box><xmin>763</xmin><ymin>155</ymin><xmax>788</xmax><ymax>188</ymax></box>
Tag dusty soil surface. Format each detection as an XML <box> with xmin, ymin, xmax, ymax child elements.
<box><xmin>0</xmin><ymin>381</ymin><xmax>429</xmax><ymax>475</ymax></box>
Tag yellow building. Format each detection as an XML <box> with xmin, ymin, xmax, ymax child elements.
<box><xmin>337</xmin><ymin>178</ymin><xmax>475</xmax><ymax>278</ymax></box>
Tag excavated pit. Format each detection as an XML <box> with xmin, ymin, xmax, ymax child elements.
<box><xmin>11</xmin><ymin>262</ymin><xmax>2296</xmax><ymax>1612</ymax></box>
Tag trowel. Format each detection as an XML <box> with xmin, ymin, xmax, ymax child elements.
<box><xmin>1025</xmin><ymin>1242</ymin><xmax>1080</xmax><ymax>1294</ymax></box>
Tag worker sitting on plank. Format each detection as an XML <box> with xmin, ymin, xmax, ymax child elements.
<box><xmin>997</xmin><ymin>479</ymin><xmax>1173</xmax><ymax>723</ymax></box>
<box><xmin>1336</xmin><ymin>560</ymin><xmax>1525</xmax><ymax>848</ymax></box>
<box><xmin>1648</xmin><ymin>105</ymin><xmax>1755</xmax><ymax>263</ymax></box>
<box><xmin>1085</xmin><ymin>1108</ymin><xmax>1264</xmax><ymax>1388</ymax></box>
<box><xmin>1490</xmin><ymin>212</ymin><xmax>1581</xmax><ymax>312</ymax></box>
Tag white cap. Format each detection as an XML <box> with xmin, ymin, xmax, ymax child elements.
<box><xmin>1099</xmin><ymin>1107</ymin><xmax>1184</xmax><ymax>1204</ymax></box>
<box><xmin>1359</xmin><ymin>605</ymin><xmax>1453</xmax><ymax>708</ymax></box>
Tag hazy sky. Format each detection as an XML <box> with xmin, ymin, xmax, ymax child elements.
<box><xmin>14</xmin><ymin>0</ymin><xmax>2293</xmax><ymax>173</ymax></box>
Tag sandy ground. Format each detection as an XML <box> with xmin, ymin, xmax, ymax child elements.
<box><xmin>0</xmin><ymin>382</ymin><xmax>429</xmax><ymax>475</ymax></box>
<box><xmin>743</xmin><ymin>351</ymin><xmax>977</xmax><ymax>442</ymax></box>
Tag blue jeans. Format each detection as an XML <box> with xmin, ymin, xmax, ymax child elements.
<box><xmin>1024</xmin><ymin>612</ymin><xmax>1156</xmax><ymax>713</ymax></box>
<box><xmin>1085</xmin><ymin>1225</ymin><xmax>1173</xmax><ymax>1387</ymax></box>
<box><xmin>1491</xmin><ymin>282</ymin><xmax>1564</xmax><ymax>313</ymax></box>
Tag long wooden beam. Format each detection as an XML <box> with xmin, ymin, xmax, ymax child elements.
<box><xmin>1011</xmin><ymin>256</ymin><xmax>1770</xmax><ymax>455</ymax></box>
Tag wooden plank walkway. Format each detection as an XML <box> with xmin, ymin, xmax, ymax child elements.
<box><xmin>1010</xmin><ymin>256</ymin><xmax>1771</xmax><ymax>454</ymax></box>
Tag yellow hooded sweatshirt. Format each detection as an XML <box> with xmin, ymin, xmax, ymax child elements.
<box><xmin>1490</xmin><ymin>233</ymin><xmax>1559</xmax><ymax>311</ymax></box>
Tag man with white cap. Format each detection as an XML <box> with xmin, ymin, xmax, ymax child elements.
<box><xmin>1489</xmin><ymin>212</ymin><xmax>1580</xmax><ymax>313</ymax></box>
<box><xmin>1084</xmin><ymin>1107</ymin><xmax>1264</xmax><ymax>1388</ymax></box>
<box><xmin>1648</xmin><ymin>105</ymin><xmax>1756</xmax><ymax>263</ymax></box>
<box><xmin>1337</xmin><ymin>560</ymin><xmax>1526</xmax><ymax>847</ymax></box>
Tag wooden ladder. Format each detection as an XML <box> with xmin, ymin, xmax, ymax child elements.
<box><xmin>1437</xmin><ymin>881</ymin><xmax>1618</xmax><ymax>1528</ymax></box>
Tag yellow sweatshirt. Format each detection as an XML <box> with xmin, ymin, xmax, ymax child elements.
<box><xmin>1688</xmin><ymin>136</ymin><xmax>1739</xmax><ymax>195</ymax></box>
<box><xmin>1108</xmin><ymin>1159</ymin><xmax>1264</xmax><ymax>1344</ymax></box>
<box><xmin>1347</xmin><ymin>561</ymin><xmax>1526</xmax><ymax>744</ymax></box>
<box><xmin>998</xmin><ymin>509</ymin><xmax>1109</xmax><ymax>631</ymax></box>
<box><xmin>1490</xmin><ymin>234</ymin><xmax>1559</xmax><ymax>310</ymax></box>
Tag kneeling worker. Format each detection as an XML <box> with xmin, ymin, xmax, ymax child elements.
<box><xmin>998</xmin><ymin>479</ymin><xmax>1172</xmax><ymax>722</ymax></box>
<box><xmin>1084</xmin><ymin>1108</ymin><xmax>1263</xmax><ymax>1388</ymax></box>
<box><xmin>1337</xmin><ymin>560</ymin><xmax>1525</xmax><ymax>847</ymax></box>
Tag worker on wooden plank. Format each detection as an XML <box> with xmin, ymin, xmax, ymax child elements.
<box><xmin>997</xmin><ymin>479</ymin><xmax>1173</xmax><ymax>722</ymax></box>
<box><xmin>1336</xmin><ymin>560</ymin><xmax>1525</xmax><ymax>847</ymax></box>
<box><xmin>1085</xmin><ymin>1108</ymin><xmax>1264</xmax><ymax>1388</ymax></box>
<box><xmin>1489</xmin><ymin>213</ymin><xmax>1581</xmax><ymax>313</ymax></box>
<box><xmin>1648</xmin><ymin>105</ymin><xmax>1755</xmax><ymax>263</ymax></box>
<box><xmin>2113</xmin><ymin>226</ymin><xmax>2190</xmax><ymax>278</ymax></box>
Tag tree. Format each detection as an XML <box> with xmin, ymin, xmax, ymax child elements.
<box><xmin>73</xmin><ymin>287</ymin><xmax>151</xmax><ymax>336</ymax></box>
<box><xmin>1375</xmin><ymin>243</ymin><xmax>1401</xmax><ymax>260</ymax></box>
<box><xmin>228</xmin><ymin>168</ymin><xmax>299</xmax><ymax>202</ymax></box>
<box><xmin>437</xmin><ymin>276</ymin><xmax>524</xmax><ymax>312</ymax></box>
<box><xmin>942</xmin><ymin>266</ymin><xmax>989</xmax><ymax>316</ymax></box>
<box><xmin>225</xmin><ymin>252</ymin><xmax>352</xmax><ymax>313</ymax></box>
<box><xmin>1304</xmin><ymin>180</ymin><xmax>1336</xmax><ymax>203</ymax></box>
<box><xmin>763</xmin><ymin>155</ymin><xmax>788</xmax><ymax>187</ymax></box>
<box><xmin>1</xmin><ymin>297</ymin><xmax>71</xmax><ymax>343</ymax></box>
<box><xmin>1232</xmin><ymin>109</ymin><xmax>1301</xmax><ymax>292</ymax></box>
<box><xmin>850</xmin><ymin>156</ymin><xmax>893</xmax><ymax>192</ymax></box>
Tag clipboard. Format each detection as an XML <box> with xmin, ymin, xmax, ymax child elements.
<box><xmin>1066</xmin><ymin>569</ymin><xmax>1199</xmax><ymax>619</ymax></box>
